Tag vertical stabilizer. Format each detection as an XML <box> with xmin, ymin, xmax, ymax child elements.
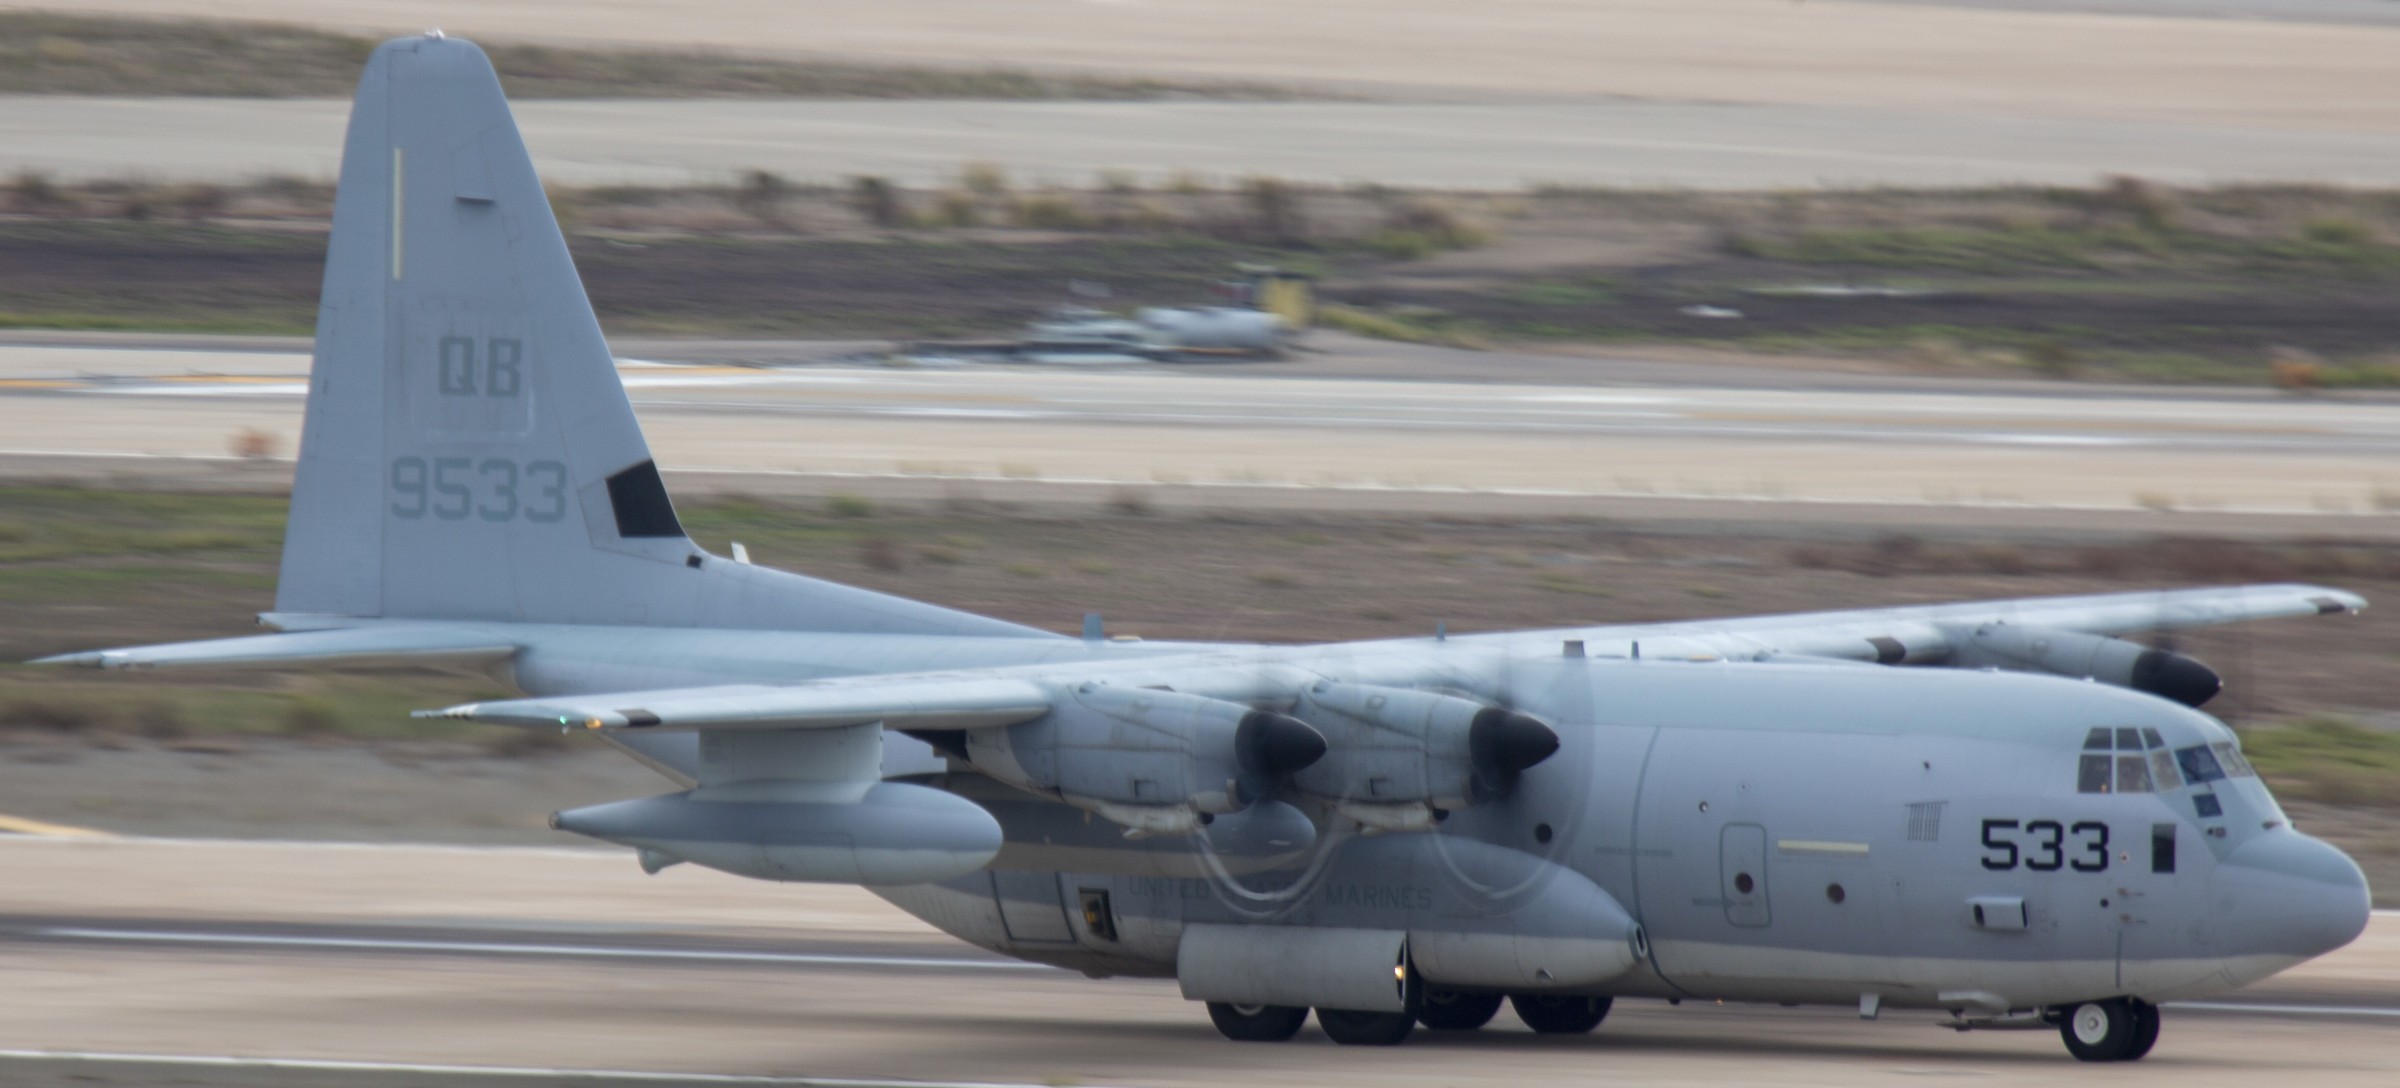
<box><xmin>275</xmin><ymin>35</ymin><xmax>1047</xmax><ymax>639</ymax></box>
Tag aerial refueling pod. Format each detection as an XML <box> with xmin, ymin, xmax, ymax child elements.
<box><xmin>963</xmin><ymin>685</ymin><xmax>1326</xmax><ymax>837</ymax></box>
<box><xmin>552</xmin><ymin>723</ymin><xmax>1003</xmax><ymax>885</ymax></box>
<box><xmin>551</xmin><ymin>781</ymin><xmax>1003</xmax><ymax>885</ymax></box>
<box><xmin>1289</xmin><ymin>683</ymin><xmax>1560</xmax><ymax>831</ymax></box>
<box><xmin>1945</xmin><ymin>622</ymin><xmax>2221</xmax><ymax>707</ymax></box>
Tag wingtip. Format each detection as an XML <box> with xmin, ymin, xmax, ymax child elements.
<box><xmin>27</xmin><ymin>651</ymin><xmax>106</xmax><ymax>668</ymax></box>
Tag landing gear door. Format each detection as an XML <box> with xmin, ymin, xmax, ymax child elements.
<box><xmin>1721</xmin><ymin>823</ymin><xmax>1771</xmax><ymax>927</ymax></box>
<box><xmin>990</xmin><ymin>870</ymin><xmax>1076</xmax><ymax>944</ymax></box>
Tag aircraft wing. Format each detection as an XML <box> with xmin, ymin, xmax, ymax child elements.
<box><xmin>1647</xmin><ymin>582</ymin><xmax>2365</xmax><ymax>665</ymax></box>
<box><xmin>419</xmin><ymin>676</ymin><xmax>1054</xmax><ymax>732</ymax></box>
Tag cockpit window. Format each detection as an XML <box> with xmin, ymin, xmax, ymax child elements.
<box><xmin>2078</xmin><ymin>727</ymin><xmax>2175</xmax><ymax>793</ymax></box>
<box><xmin>2176</xmin><ymin>744</ymin><xmax>2226</xmax><ymax>784</ymax></box>
<box><xmin>2149</xmin><ymin>750</ymin><xmax>2183</xmax><ymax>790</ymax></box>
<box><xmin>2211</xmin><ymin>741</ymin><xmax>2256</xmax><ymax>777</ymax></box>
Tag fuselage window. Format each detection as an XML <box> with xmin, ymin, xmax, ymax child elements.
<box><xmin>2142</xmin><ymin>727</ymin><xmax>2166</xmax><ymax>750</ymax></box>
<box><xmin>2083</xmin><ymin>728</ymin><xmax>2112</xmax><ymax>751</ymax></box>
<box><xmin>2175</xmin><ymin>744</ymin><xmax>2226</xmax><ymax>784</ymax></box>
<box><xmin>2078</xmin><ymin>754</ymin><xmax>2113</xmax><ymax>794</ymax></box>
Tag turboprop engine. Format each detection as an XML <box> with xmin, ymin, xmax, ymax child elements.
<box><xmin>1943</xmin><ymin>622</ymin><xmax>2221</xmax><ymax>707</ymax></box>
<box><xmin>1288</xmin><ymin>683</ymin><xmax>1560</xmax><ymax>833</ymax></box>
<box><xmin>964</xmin><ymin>684</ymin><xmax>1328</xmax><ymax>850</ymax></box>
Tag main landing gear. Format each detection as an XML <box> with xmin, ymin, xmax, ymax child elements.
<box><xmin>1508</xmin><ymin>993</ymin><xmax>1613</xmax><ymax>1034</ymax></box>
<box><xmin>1208</xmin><ymin>988</ymin><xmax>1617</xmax><ymax>1045</ymax></box>
<box><xmin>1411</xmin><ymin>987</ymin><xmax>1613</xmax><ymax>1036</ymax></box>
<box><xmin>2054</xmin><ymin>998</ymin><xmax>2160</xmax><ymax>1062</ymax></box>
<box><xmin>1205</xmin><ymin>1002</ymin><xmax>1309</xmax><ymax>1042</ymax></box>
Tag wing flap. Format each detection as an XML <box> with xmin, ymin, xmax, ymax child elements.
<box><xmin>419</xmin><ymin>676</ymin><xmax>1054</xmax><ymax>732</ymax></box>
<box><xmin>30</xmin><ymin>626</ymin><xmax>518</xmax><ymax>670</ymax></box>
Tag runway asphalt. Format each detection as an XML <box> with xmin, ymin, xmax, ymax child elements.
<box><xmin>0</xmin><ymin>834</ymin><xmax>2393</xmax><ymax>1088</ymax></box>
<box><xmin>3</xmin><ymin>340</ymin><xmax>2398</xmax><ymax>520</ymax></box>
<box><xmin>11</xmin><ymin>96</ymin><xmax>2396</xmax><ymax>190</ymax></box>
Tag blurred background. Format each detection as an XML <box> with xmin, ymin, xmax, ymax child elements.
<box><xmin>1</xmin><ymin>2</ymin><xmax>2396</xmax><ymax>1085</ymax></box>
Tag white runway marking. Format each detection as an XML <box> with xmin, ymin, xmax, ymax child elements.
<box><xmin>37</xmin><ymin>927</ymin><xmax>1053</xmax><ymax>972</ymax></box>
<box><xmin>0</xmin><ymin>1049</ymin><xmax>1117</xmax><ymax>1087</ymax></box>
<box><xmin>2170</xmin><ymin>1001</ymin><xmax>2400</xmax><ymax>1019</ymax></box>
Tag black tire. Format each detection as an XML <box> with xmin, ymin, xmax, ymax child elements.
<box><xmin>2057</xmin><ymin>1000</ymin><xmax>2138</xmax><ymax>1062</ymax></box>
<box><xmin>1207</xmin><ymin>1002</ymin><xmax>1309</xmax><ymax>1042</ymax></box>
<box><xmin>1317</xmin><ymin>1007</ymin><xmax>1417</xmax><ymax>1046</ymax></box>
<box><xmin>2122</xmin><ymin>1001</ymin><xmax>2161</xmax><ymax>1061</ymax></box>
<box><xmin>1510</xmin><ymin>993</ymin><xmax>1612</xmax><ymax>1035</ymax></box>
<box><xmin>1418</xmin><ymin>988</ymin><xmax>1505</xmax><ymax>1031</ymax></box>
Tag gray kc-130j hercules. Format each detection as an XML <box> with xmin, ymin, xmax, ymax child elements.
<box><xmin>40</xmin><ymin>34</ymin><xmax>2373</xmax><ymax>1061</ymax></box>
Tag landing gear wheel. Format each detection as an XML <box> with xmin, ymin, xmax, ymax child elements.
<box><xmin>2058</xmin><ymin>999</ymin><xmax>2142</xmax><ymax>1062</ymax></box>
<box><xmin>1510</xmin><ymin>994</ymin><xmax>1613</xmax><ymax>1034</ymax></box>
<box><xmin>1417</xmin><ymin>988</ymin><xmax>1505</xmax><ymax>1031</ymax></box>
<box><xmin>1317</xmin><ymin>1008</ymin><xmax>1418</xmax><ymax>1046</ymax></box>
<box><xmin>1207</xmin><ymin>1002</ymin><xmax>1308</xmax><ymax>1042</ymax></box>
<box><xmin>2123</xmin><ymin>1001</ymin><xmax>2161</xmax><ymax>1061</ymax></box>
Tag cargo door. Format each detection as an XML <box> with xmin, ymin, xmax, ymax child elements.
<box><xmin>989</xmin><ymin>870</ymin><xmax>1076</xmax><ymax>944</ymax></box>
<box><xmin>1720</xmin><ymin>823</ymin><xmax>1771</xmax><ymax>927</ymax></box>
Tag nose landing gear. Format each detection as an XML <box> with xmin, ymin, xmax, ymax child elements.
<box><xmin>2055</xmin><ymin>998</ymin><xmax>2160</xmax><ymax>1062</ymax></box>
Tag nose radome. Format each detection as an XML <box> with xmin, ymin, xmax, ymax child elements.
<box><xmin>2213</xmin><ymin>831</ymin><xmax>2372</xmax><ymax>960</ymax></box>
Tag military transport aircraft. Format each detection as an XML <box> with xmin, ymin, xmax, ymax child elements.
<box><xmin>39</xmin><ymin>34</ymin><xmax>2372</xmax><ymax>1061</ymax></box>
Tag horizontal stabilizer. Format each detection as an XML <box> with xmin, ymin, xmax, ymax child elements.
<box><xmin>419</xmin><ymin>676</ymin><xmax>1054</xmax><ymax>732</ymax></box>
<box><xmin>32</xmin><ymin>626</ymin><xmax>517</xmax><ymax>671</ymax></box>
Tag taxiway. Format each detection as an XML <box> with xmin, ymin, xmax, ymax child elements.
<box><xmin>2</xmin><ymin>340</ymin><xmax>2397</xmax><ymax>521</ymax></box>
<box><xmin>0</xmin><ymin>834</ymin><xmax>2393</xmax><ymax>1088</ymax></box>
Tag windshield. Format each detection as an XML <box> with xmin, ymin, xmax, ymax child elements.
<box><xmin>2077</xmin><ymin>726</ymin><xmax>2181</xmax><ymax>793</ymax></box>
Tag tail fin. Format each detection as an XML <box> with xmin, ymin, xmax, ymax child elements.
<box><xmin>275</xmin><ymin>35</ymin><xmax>1046</xmax><ymax>639</ymax></box>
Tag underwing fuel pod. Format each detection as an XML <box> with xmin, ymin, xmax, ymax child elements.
<box><xmin>35</xmin><ymin>33</ymin><xmax>2371</xmax><ymax>1064</ymax></box>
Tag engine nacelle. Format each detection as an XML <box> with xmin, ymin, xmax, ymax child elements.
<box><xmin>1946</xmin><ymin>622</ymin><xmax>2221</xmax><ymax>707</ymax></box>
<box><xmin>1289</xmin><ymin>683</ymin><xmax>1559</xmax><ymax>819</ymax></box>
<box><xmin>964</xmin><ymin>685</ymin><xmax>1325</xmax><ymax>834</ymax></box>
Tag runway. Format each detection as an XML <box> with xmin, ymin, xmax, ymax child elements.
<box><xmin>3</xmin><ymin>340</ymin><xmax>2398</xmax><ymax>519</ymax></box>
<box><xmin>0</xmin><ymin>834</ymin><xmax>2393</xmax><ymax>1087</ymax></box>
<box><xmin>12</xmin><ymin>96</ymin><xmax>2397</xmax><ymax>190</ymax></box>
<box><xmin>61</xmin><ymin>0</ymin><xmax>2400</xmax><ymax>134</ymax></box>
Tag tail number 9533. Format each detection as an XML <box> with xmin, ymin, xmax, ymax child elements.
<box><xmin>390</xmin><ymin>456</ymin><xmax>567</xmax><ymax>523</ymax></box>
<box><xmin>1981</xmin><ymin>819</ymin><xmax>2108</xmax><ymax>873</ymax></box>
